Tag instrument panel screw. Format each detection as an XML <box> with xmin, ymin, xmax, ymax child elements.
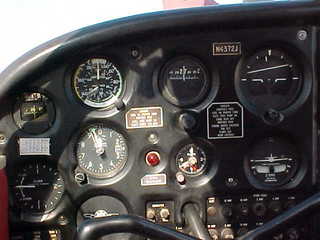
<box><xmin>176</xmin><ymin>172</ymin><xmax>186</xmax><ymax>184</ymax></box>
<box><xmin>0</xmin><ymin>133</ymin><xmax>7</xmax><ymax>144</ymax></box>
<box><xmin>57</xmin><ymin>215</ymin><xmax>69</xmax><ymax>226</ymax></box>
<box><xmin>75</xmin><ymin>172</ymin><xmax>87</xmax><ymax>185</ymax></box>
<box><xmin>147</xmin><ymin>133</ymin><xmax>159</xmax><ymax>144</ymax></box>
<box><xmin>131</xmin><ymin>47</ymin><xmax>141</xmax><ymax>59</ymax></box>
<box><xmin>297</xmin><ymin>30</ymin><xmax>307</xmax><ymax>41</ymax></box>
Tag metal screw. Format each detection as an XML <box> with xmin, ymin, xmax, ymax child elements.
<box><xmin>131</xmin><ymin>47</ymin><xmax>140</xmax><ymax>59</ymax></box>
<box><xmin>75</xmin><ymin>172</ymin><xmax>87</xmax><ymax>185</ymax></box>
<box><xmin>176</xmin><ymin>172</ymin><xmax>185</xmax><ymax>184</ymax></box>
<box><xmin>0</xmin><ymin>134</ymin><xmax>7</xmax><ymax>144</ymax></box>
<box><xmin>297</xmin><ymin>30</ymin><xmax>307</xmax><ymax>41</ymax></box>
<box><xmin>147</xmin><ymin>133</ymin><xmax>159</xmax><ymax>144</ymax></box>
<box><xmin>57</xmin><ymin>215</ymin><xmax>69</xmax><ymax>225</ymax></box>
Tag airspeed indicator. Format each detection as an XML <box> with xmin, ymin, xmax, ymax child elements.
<box><xmin>72</xmin><ymin>58</ymin><xmax>123</xmax><ymax>108</ymax></box>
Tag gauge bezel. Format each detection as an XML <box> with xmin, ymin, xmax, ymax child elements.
<box><xmin>243</xmin><ymin>136</ymin><xmax>308</xmax><ymax>190</ymax></box>
<box><xmin>9</xmin><ymin>158</ymin><xmax>66</xmax><ymax>222</ymax></box>
<box><xmin>234</xmin><ymin>44</ymin><xmax>312</xmax><ymax>120</ymax></box>
<box><xmin>175</xmin><ymin>143</ymin><xmax>208</xmax><ymax>176</ymax></box>
<box><xmin>170</xmin><ymin>138</ymin><xmax>219</xmax><ymax>189</ymax></box>
<box><xmin>75</xmin><ymin>123</ymin><xmax>129</xmax><ymax>179</ymax></box>
<box><xmin>159</xmin><ymin>55</ymin><xmax>211</xmax><ymax>107</ymax></box>
<box><xmin>71</xmin><ymin>56</ymin><xmax>125</xmax><ymax>109</ymax></box>
<box><xmin>12</xmin><ymin>89</ymin><xmax>56</xmax><ymax>134</ymax></box>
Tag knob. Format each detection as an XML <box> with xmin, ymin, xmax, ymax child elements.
<box><xmin>221</xmin><ymin>228</ymin><xmax>234</xmax><ymax>240</ymax></box>
<box><xmin>208</xmin><ymin>229</ymin><xmax>219</xmax><ymax>240</ymax></box>
<box><xmin>284</xmin><ymin>200</ymin><xmax>296</xmax><ymax>210</ymax></box>
<box><xmin>237</xmin><ymin>228</ymin><xmax>248</xmax><ymax>237</ymax></box>
<box><xmin>207</xmin><ymin>206</ymin><xmax>217</xmax><ymax>217</ymax></box>
<box><xmin>179</xmin><ymin>113</ymin><xmax>196</xmax><ymax>131</ymax></box>
<box><xmin>146</xmin><ymin>208</ymin><xmax>156</xmax><ymax>220</ymax></box>
<box><xmin>286</xmin><ymin>228</ymin><xmax>300</xmax><ymax>240</ymax></box>
<box><xmin>238</xmin><ymin>203</ymin><xmax>249</xmax><ymax>216</ymax></box>
<box><xmin>160</xmin><ymin>208</ymin><xmax>170</xmax><ymax>220</ymax></box>
<box><xmin>252</xmin><ymin>202</ymin><xmax>267</xmax><ymax>217</ymax></box>
<box><xmin>269</xmin><ymin>201</ymin><xmax>282</xmax><ymax>214</ymax></box>
<box><xmin>221</xmin><ymin>205</ymin><xmax>233</xmax><ymax>217</ymax></box>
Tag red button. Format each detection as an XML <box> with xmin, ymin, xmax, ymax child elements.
<box><xmin>145</xmin><ymin>151</ymin><xmax>160</xmax><ymax>166</ymax></box>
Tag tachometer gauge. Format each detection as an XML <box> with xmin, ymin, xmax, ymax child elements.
<box><xmin>72</xmin><ymin>58</ymin><xmax>123</xmax><ymax>108</ymax></box>
<box><xmin>244</xmin><ymin>137</ymin><xmax>299</xmax><ymax>187</ymax></box>
<box><xmin>235</xmin><ymin>48</ymin><xmax>302</xmax><ymax>113</ymax></box>
<box><xmin>12</xmin><ymin>160</ymin><xmax>64</xmax><ymax>214</ymax></box>
<box><xmin>76</xmin><ymin>125</ymin><xmax>128</xmax><ymax>178</ymax></box>
<box><xmin>159</xmin><ymin>56</ymin><xmax>209</xmax><ymax>107</ymax></box>
<box><xmin>176</xmin><ymin>144</ymin><xmax>207</xmax><ymax>175</ymax></box>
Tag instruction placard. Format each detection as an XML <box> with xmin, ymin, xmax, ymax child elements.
<box><xmin>126</xmin><ymin>107</ymin><xmax>163</xmax><ymax>129</ymax></box>
<box><xmin>207</xmin><ymin>102</ymin><xmax>243</xmax><ymax>139</ymax></box>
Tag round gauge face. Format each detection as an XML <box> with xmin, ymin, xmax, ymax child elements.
<box><xmin>12</xmin><ymin>160</ymin><xmax>64</xmax><ymax>214</ymax></box>
<box><xmin>159</xmin><ymin>56</ymin><xmax>209</xmax><ymax>107</ymax></box>
<box><xmin>76</xmin><ymin>125</ymin><xmax>128</xmax><ymax>178</ymax></box>
<box><xmin>73</xmin><ymin>58</ymin><xmax>123</xmax><ymax>108</ymax></box>
<box><xmin>176</xmin><ymin>144</ymin><xmax>207</xmax><ymax>175</ymax></box>
<box><xmin>13</xmin><ymin>92</ymin><xmax>55</xmax><ymax>134</ymax></box>
<box><xmin>235</xmin><ymin>48</ymin><xmax>302</xmax><ymax>112</ymax></box>
<box><xmin>245</xmin><ymin>137</ymin><xmax>299</xmax><ymax>187</ymax></box>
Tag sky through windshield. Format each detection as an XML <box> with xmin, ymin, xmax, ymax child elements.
<box><xmin>0</xmin><ymin>0</ymin><xmax>291</xmax><ymax>72</ymax></box>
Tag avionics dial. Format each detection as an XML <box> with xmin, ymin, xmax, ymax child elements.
<box><xmin>244</xmin><ymin>137</ymin><xmax>299</xmax><ymax>187</ymax></box>
<box><xmin>159</xmin><ymin>56</ymin><xmax>209</xmax><ymax>107</ymax></box>
<box><xmin>235</xmin><ymin>48</ymin><xmax>302</xmax><ymax>113</ymax></box>
<box><xmin>72</xmin><ymin>58</ymin><xmax>123</xmax><ymax>108</ymax></box>
<box><xmin>12</xmin><ymin>160</ymin><xmax>64</xmax><ymax>214</ymax></box>
<box><xmin>76</xmin><ymin>125</ymin><xmax>128</xmax><ymax>178</ymax></box>
<box><xmin>176</xmin><ymin>144</ymin><xmax>207</xmax><ymax>175</ymax></box>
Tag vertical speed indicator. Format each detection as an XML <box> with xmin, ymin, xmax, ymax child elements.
<box><xmin>72</xmin><ymin>58</ymin><xmax>123</xmax><ymax>108</ymax></box>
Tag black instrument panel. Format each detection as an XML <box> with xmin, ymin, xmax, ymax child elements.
<box><xmin>2</xmin><ymin>25</ymin><xmax>317</xmax><ymax>240</ymax></box>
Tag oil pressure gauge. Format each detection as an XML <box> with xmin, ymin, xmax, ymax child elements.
<box><xmin>176</xmin><ymin>144</ymin><xmax>207</xmax><ymax>175</ymax></box>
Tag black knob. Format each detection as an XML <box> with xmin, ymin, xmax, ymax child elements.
<box><xmin>238</xmin><ymin>203</ymin><xmax>249</xmax><ymax>216</ymax></box>
<box><xmin>221</xmin><ymin>205</ymin><xmax>233</xmax><ymax>217</ymax></box>
<box><xmin>269</xmin><ymin>201</ymin><xmax>282</xmax><ymax>214</ymax></box>
<box><xmin>179</xmin><ymin>113</ymin><xmax>196</xmax><ymax>131</ymax></box>
<box><xmin>252</xmin><ymin>202</ymin><xmax>267</xmax><ymax>217</ymax></box>
<box><xmin>286</xmin><ymin>228</ymin><xmax>300</xmax><ymax>240</ymax></box>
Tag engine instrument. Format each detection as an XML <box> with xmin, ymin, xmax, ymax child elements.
<box><xmin>12</xmin><ymin>160</ymin><xmax>64</xmax><ymax>214</ymax></box>
<box><xmin>235</xmin><ymin>48</ymin><xmax>302</xmax><ymax>113</ymax></box>
<box><xmin>176</xmin><ymin>144</ymin><xmax>207</xmax><ymax>175</ymax></box>
<box><xmin>72</xmin><ymin>58</ymin><xmax>123</xmax><ymax>108</ymax></box>
<box><xmin>76</xmin><ymin>125</ymin><xmax>128</xmax><ymax>178</ymax></box>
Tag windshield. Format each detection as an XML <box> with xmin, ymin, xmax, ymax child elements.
<box><xmin>0</xmin><ymin>0</ymin><xmax>306</xmax><ymax>73</ymax></box>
